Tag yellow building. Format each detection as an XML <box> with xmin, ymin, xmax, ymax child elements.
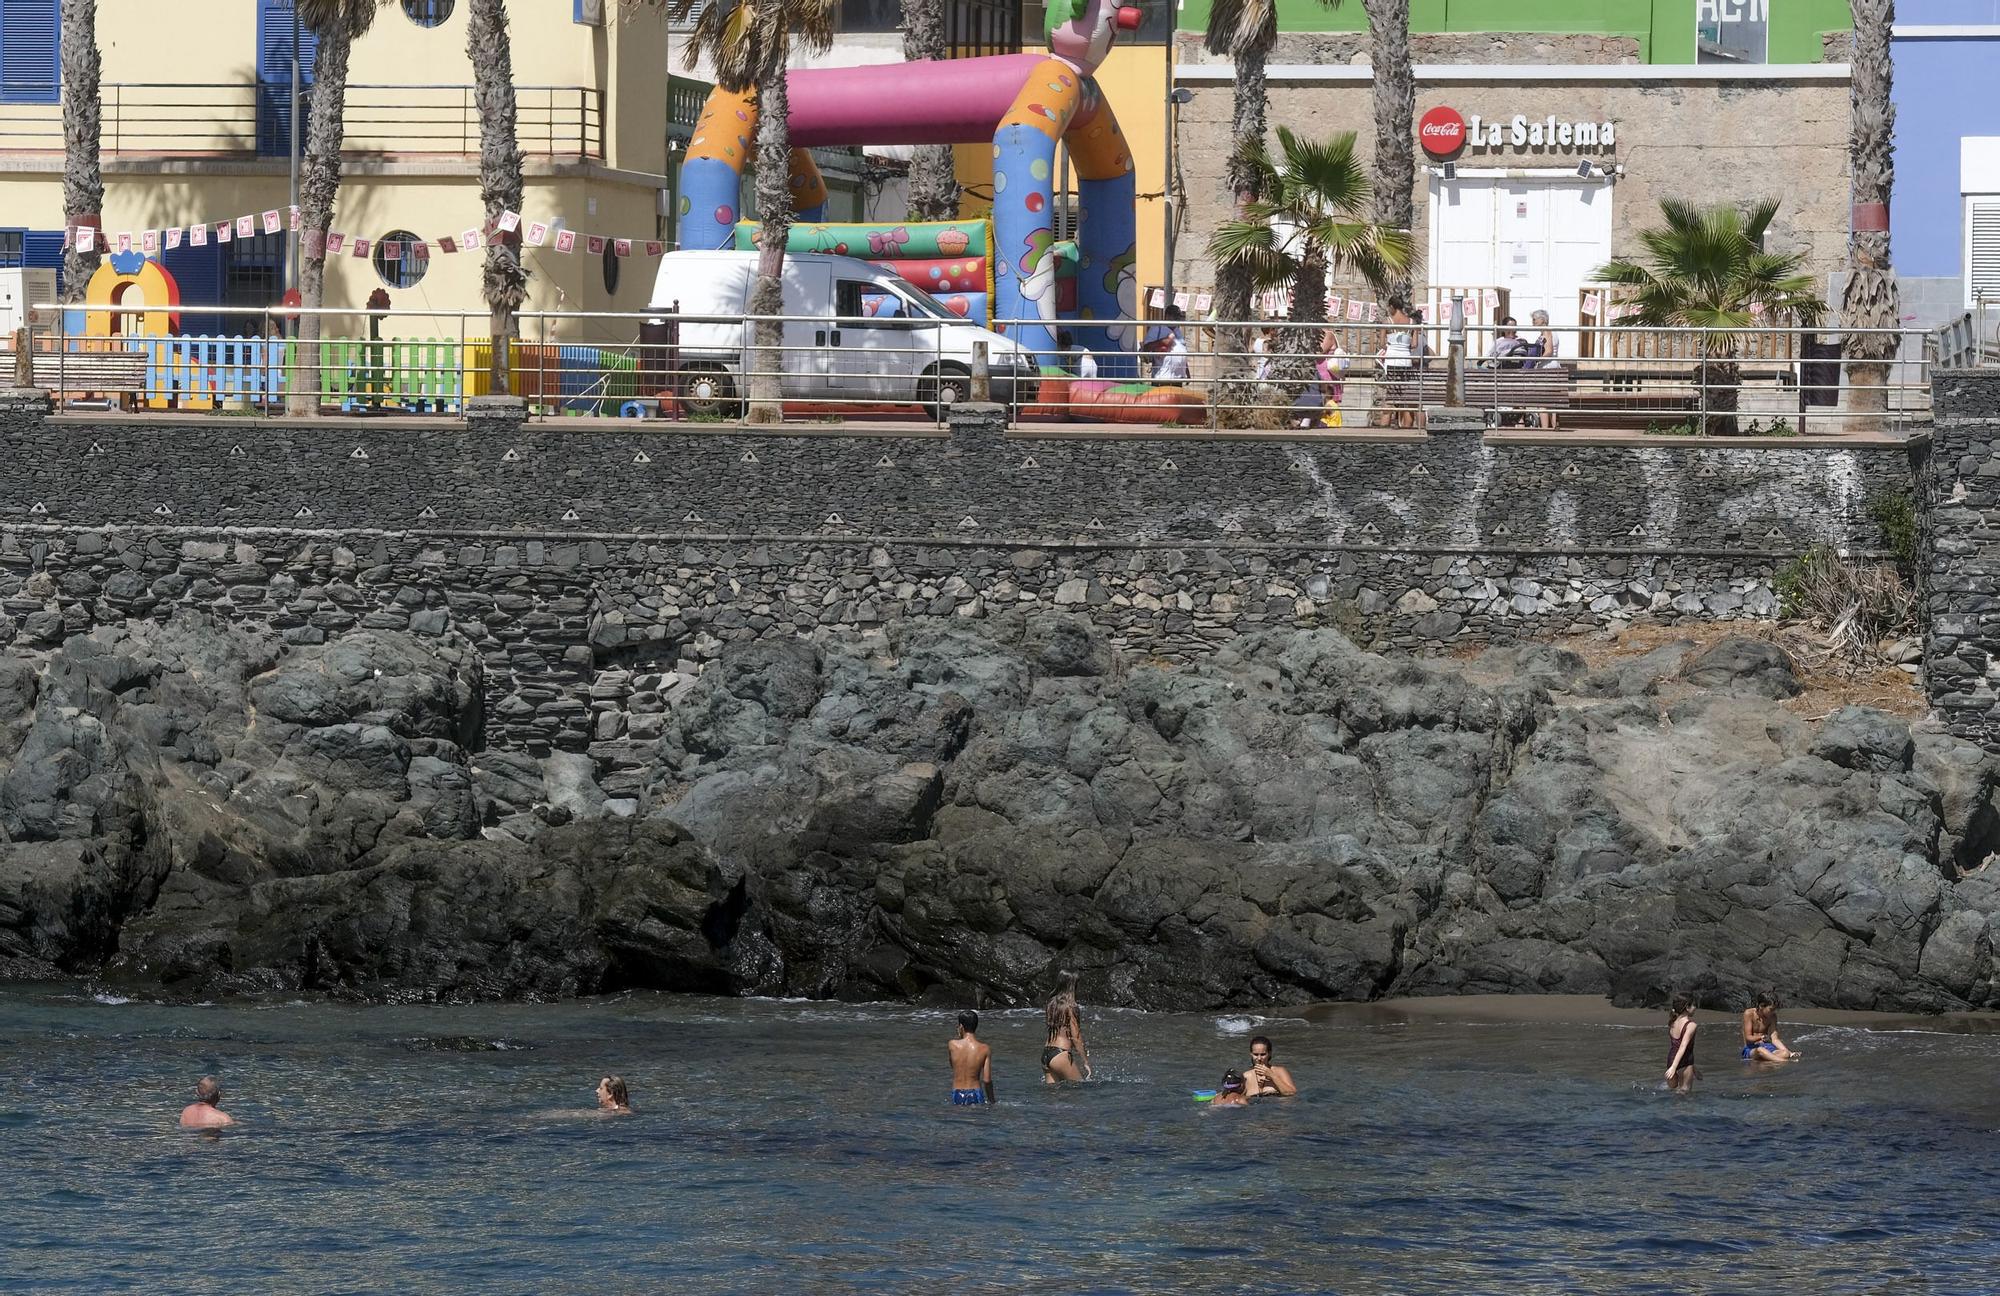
<box><xmin>0</xmin><ymin>0</ymin><xmax>673</xmax><ymax>342</ymax></box>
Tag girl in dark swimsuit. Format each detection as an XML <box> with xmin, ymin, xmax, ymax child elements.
<box><xmin>1665</xmin><ymin>994</ymin><xmax>1699</xmax><ymax>1093</ymax></box>
<box><xmin>1042</xmin><ymin>971</ymin><xmax>1091</xmax><ymax>1084</ymax></box>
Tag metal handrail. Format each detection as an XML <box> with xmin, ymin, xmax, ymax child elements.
<box><xmin>0</xmin><ymin>83</ymin><xmax>602</xmax><ymax>159</ymax></box>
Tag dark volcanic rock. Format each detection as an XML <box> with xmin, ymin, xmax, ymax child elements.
<box><xmin>2</xmin><ymin>613</ymin><xmax>1996</xmax><ymax>1014</ymax></box>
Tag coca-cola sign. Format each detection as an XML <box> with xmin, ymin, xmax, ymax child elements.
<box><xmin>1418</xmin><ymin>106</ymin><xmax>1466</xmax><ymax>159</ymax></box>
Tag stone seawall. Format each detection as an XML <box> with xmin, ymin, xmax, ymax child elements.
<box><xmin>0</xmin><ymin>393</ymin><xmax>1915</xmax><ymax>753</ymax></box>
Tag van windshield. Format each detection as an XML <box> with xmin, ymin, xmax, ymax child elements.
<box><xmin>890</xmin><ymin>288</ymin><xmax>958</xmax><ymax>322</ymax></box>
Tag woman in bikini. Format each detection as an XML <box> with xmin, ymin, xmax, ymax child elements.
<box><xmin>1664</xmin><ymin>995</ymin><xmax>1699</xmax><ymax>1092</ymax></box>
<box><xmin>1042</xmin><ymin>971</ymin><xmax>1092</xmax><ymax>1084</ymax></box>
<box><xmin>1741</xmin><ymin>992</ymin><xmax>1801</xmax><ymax>1063</ymax></box>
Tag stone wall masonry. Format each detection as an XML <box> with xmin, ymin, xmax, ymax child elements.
<box><xmin>1918</xmin><ymin>370</ymin><xmax>2000</xmax><ymax>751</ymax></box>
<box><xmin>0</xmin><ymin>391</ymin><xmax>1917</xmax><ymax>755</ymax></box>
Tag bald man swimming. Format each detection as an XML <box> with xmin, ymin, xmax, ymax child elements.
<box><xmin>178</xmin><ymin>1076</ymin><xmax>235</xmax><ymax>1129</ymax></box>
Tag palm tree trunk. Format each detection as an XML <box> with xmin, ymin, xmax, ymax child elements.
<box><xmin>746</xmin><ymin>61</ymin><xmax>794</xmax><ymax>424</ymax></box>
<box><xmin>1265</xmin><ymin>246</ymin><xmax>1328</xmax><ymax>417</ymax></box>
<box><xmin>1698</xmin><ymin>344</ymin><xmax>1742</xmax><ymax>436</ymax></box>
<box><xmin>1214</xmin><ymin>32</ymin><xmax>1271</xmax><ymax>429</ymax></box>
<box><xmin>468</xmin><ymin>0</ymin><xmax>527</xmax><ymax>397</ymax></box>
<box><xmin>902</xmin><ymin>0</ymin><xmax>958</xmax><ymax>222</ymax></box>
<box><xmin>59</xmin><ymin>0</ymin><xmax>102</xmax><ymax>308</ymax></box>
<box><xmin>290</xmin><ymin>22</ymin><xmax>354</xmax><ymax>416</ymax></box>
<box><xmin>1361</xmin><ymin>0</ymin><xmax>1415</xmax><ymax>303</ymax></box>
<box><xmin>1841</xmin><ymin>0</ymin><xmax>1897</xmax><ymax>419</ymax></box>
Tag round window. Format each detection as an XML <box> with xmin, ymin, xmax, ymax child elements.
<box><xmin>373</xmin><ymin>230</ymin><xmax>427</xmax><ymax>290</ymax></box>
<box><xmin>402</xmin><ymin>0</ymin><xmax>454</xmax><ymax>28</ymax></box>
<box><xmin>603</xmin><ymin>241</ymin><xmax>621</xmax><ymax>295</ymax></box>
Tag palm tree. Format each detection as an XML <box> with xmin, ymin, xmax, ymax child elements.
<box><xmin>1360</xmin><ymin>0</ymin><xmax>1414</xmax><ymax>303</ymax></box>
<box><xmin>289</xmin><ymin>0</ymin><xmax>387</xmax><ymax>415</ymax></box>
<box><xmin>1592</xmin><ymin>199</ymin><xmax>1826</xmax><ymax>436</ymax></box>
<box><xmin>673</xmin><ymin>0</ymin><xmax>838</xmax><ymax>424</ymax></box>
<box><xmin>1842</xmin><ymin>0</ymin><xmax>1897</xmax><ymax>418</ymax></box>
<box><xmin>59</xmin><ymin>0</ymin><xmax>102</xmax><ymax>307</ymax></box>
<box><xmin>902</xmin><ymin>0</ymin><xmax>958</xmax><ymax>221</ymax></box>
<box><xmin>1208</xmin><ymin>127</ymin><xmax>1415</xmax><ymax>415</ymax></box>
<box><xmin>1202</xmin><ymin>0</ymin><xmax>1340</xmax><ymax>424</ymax></box>
<box><xmin>468</xmin><ymin>0</ymin><xmax>527</xmax><ymax>396</ymax></box>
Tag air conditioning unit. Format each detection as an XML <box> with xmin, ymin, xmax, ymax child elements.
<box><xmin>0</xmin><ymin>267</ymin><xmax>58</xmax><ymax>335</ymax></box>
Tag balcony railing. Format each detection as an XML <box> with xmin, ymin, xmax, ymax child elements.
<box><xmin>667</xmin><ymin>75</ymin><xmax>709</xmax><ymax>134</ymax></box>
<box><xmin>0</xmin><ymin>83</ymin><xmax>603</xmax><ymax>160</ymax></box>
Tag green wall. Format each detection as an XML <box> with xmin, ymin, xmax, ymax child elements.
<box><xmin>1173</xmin><ymin>0</ymin><xmax>1855</xmax><ymax>65</ymax></box>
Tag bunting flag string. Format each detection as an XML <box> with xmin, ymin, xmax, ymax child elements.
<box><xmin>62</xmin><ymin>207</ymin><xmax>675</xmax><ymax>266</ymax></box>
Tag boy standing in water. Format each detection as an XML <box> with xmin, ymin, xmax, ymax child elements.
<box><xmin>1741</xmin><ymin>992</ymin><xmax>1802</xmax><ymax>1063</ymax></box>
<box><xmin>948</xmin><ymin>1010</ymin><xmax>995</xmax><ymax>1106</ymax></box>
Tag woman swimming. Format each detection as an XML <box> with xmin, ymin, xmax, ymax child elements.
<box><xmin>1664</xmin><ymin>995</ymin><xmax>1699</xmax><ymax>1092</ymax></box>
<box><xmin>1741</xmin><ymin>993</ymin><xmax>1801</xmax><ymax>1063</ymax></box>
<box><xmin>596</xmin><ymin>1075</ymin><xmax>634</xmax><ymax>1115</ymax></box>
<box><xmin>1042</xmin><ymin>971</ymin><xmax>1092</xmax><ymax>1084</ymax></box>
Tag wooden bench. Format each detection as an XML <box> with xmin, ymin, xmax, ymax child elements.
<box><xmin>2</xmin><ymin>349</ymin><xmax>150</xmax><ymax>407</ymax></box>
<box><xmin>1397</xmin><ymin>366</ymin><xmax>1576</xmax><ymax>418</ymax></box>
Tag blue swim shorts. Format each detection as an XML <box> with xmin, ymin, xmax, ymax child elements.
<box><xmin>951</xmin><ymin>1088</ymin><xmax>986</xmax><ymax>1105</ymax></box>
<box><xmin>1741</xmin><ymin>1042</ymin><xmax>1779</xmax><ymax>1059</ymax></box>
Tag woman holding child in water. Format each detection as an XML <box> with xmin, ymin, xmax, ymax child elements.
<box><xmin>1042</xmin><ymin>972</ymin><xmax>1092</xmax><ymax>1083</ymax></box>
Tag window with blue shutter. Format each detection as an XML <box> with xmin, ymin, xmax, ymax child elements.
<box><xmin>0</xmin><ymin>0</ymin><xmax>61</xmax><ymax>106</ymax></box>
<box><xmin>257</xmin><ymin>0</ymin><xmax>318</xmax><ymax>158</ymax></box>
<box><xmin>22</xmin><ymin>228</ymin><xmax>63</xmax><ymax>297</ymax></box>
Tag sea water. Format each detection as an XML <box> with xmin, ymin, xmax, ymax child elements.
<box><xmin>2</xmin><ymin>989</ymin><xmax>1997</xmax><ymax>1294</ymax></box>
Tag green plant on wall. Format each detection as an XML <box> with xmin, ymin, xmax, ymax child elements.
<box><xmin>1868</xmin><ymin>489</ymin><xmax>1918</xmax><ymax>574</ymax></box>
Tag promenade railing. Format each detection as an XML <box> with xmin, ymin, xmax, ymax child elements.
<box><xmin>4</xmin><ymin>303</ymin><xmax>1955</xmax><ymax>435</ymax></box>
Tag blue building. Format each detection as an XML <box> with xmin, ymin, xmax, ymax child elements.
<box><xmin>1893</xmin><ymin>4</ymin><xmax>2000</xmax><ymax>321</ymax></box>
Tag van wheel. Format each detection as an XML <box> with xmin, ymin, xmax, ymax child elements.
<box><xmin>679</xmin><ymin>364</ymin><xmax>740</xmax><ymax>419</ymax></box>
<box><xmin>919</xmin><ymin>363</ymin><xmax>971</xmax><ymax>422</ymax></box>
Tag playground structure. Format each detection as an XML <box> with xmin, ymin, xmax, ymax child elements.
<box><xmin>676</xmin><ymin>0</ymin><xmax>1146</xmax><ymax>385</ymax></box>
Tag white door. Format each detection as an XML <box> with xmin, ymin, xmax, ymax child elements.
<box><xmin>1428</xmin><ymin>175</ymin><xmax>1613</xmax><ymax>333</ymax></box>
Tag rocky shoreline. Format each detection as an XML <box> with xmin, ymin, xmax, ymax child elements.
<box><xmin>2</xmin><ymin>613</ymin><xmax>1995</xmax><ymax>1012</ymax></box>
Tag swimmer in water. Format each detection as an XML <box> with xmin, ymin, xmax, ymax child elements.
<box><xmin>1041</xmin><ymin>971</ymin><xmax>1091</xmax><ymax>1084</ymax></box>
<box><xmin>948</xmin><ymin>1010</ymin><xmax>995</xmax><ymax>1106</ymax></box>
<box><xmin>1243</xmin><ymin>1036</ymin><xmax>1297</xmax><ymax>1098</ymax></box>
<box><xmin>178</xmin><ymin>1076</ymin><xmax>235</xmax><ymax>1129</ymax></box>
<box><xmin>596</xmin><ymin>1075</ymin><xmax>634</xmax><ymax>1115</ymax></box>
<box><xmin>1741</xmin><ymin>992</ymin><xmax>1801</xmax><ymax>1063</ymax></box>
<box><xmin>1664</xmin><ymin>994</ymin><xmax>1699</xmax><ymax>1092</ymax></box>
<box><xmin>1210</xmin><ymin>1071</ymin><xmax>1250</xmax><ymax>1107</ymax></box>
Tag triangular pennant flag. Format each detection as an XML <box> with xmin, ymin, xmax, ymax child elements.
<box><xmin>554</xmin><ymin>229</ymin><xmax>577</xmax><ymax>253</ymax></box>
<box><xmin>586</xmin><ymin>235</ymin><xmax>607</xmax><ymax>256</ymax></box>
<box><xmin>498</xmin><ymin>210</ymin><xmax>522</xmax><ymax>233</ymax></box>
<box><xmin>614</xmin><ymin>239</ymin><xmax>632</xmax><ymax>257</ymax></box>
<box><xmin>236</xmin><ymin>215</ymin><xmax>255</xmax><ymax>239</ymax></box>
<box><xmin>262</xmin><ymin>209</ymin><xmax>282</xmax><ymax>235</ymax></box>
<box><xmin>525</xmin><ymin>221</ymin><xmax>549</xmax><ymax>247</ymax></box>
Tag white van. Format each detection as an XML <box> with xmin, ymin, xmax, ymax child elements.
<box><xmin>646</xmin><ymin>250</ymin><xmax>1032</xmax><ymax>417</ymax></box>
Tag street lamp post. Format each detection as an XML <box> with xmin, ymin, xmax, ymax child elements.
<box><xmin>1160</xmin><ymin>28</ymin><xmax>1192</xmax><ymax>319</ymax></box>
<box><xmin>289</xmin><ymin>3</ymin><xmax>301</xmax><ymax>292</ymax></box>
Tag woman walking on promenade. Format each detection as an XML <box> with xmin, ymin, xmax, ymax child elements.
<box><xmin>1665</xmin><ymin>996</ymin><xmax>1699</xmax><ymax>1093</ymax></box>
<box><xmin>1042</xmin><ymin>971</ymin><xmax>1093</xmax><ymax>1084</ymax></box>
